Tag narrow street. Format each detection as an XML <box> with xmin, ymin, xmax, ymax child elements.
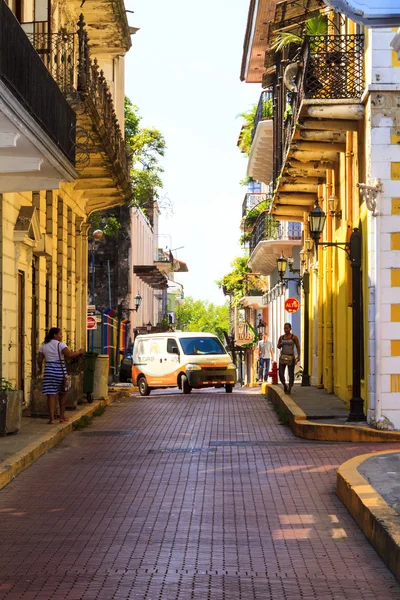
<box><xmin>0</xmin><ymin>391</ymin><xmax>399</xmax><ymax>600</ymax></box>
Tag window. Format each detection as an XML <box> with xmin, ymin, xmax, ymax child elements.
<box><xmin>167</xmin><ymin>338</ymin><xmax>178</xmax><ymax>353</ymax></box>
<box><xmin>179</xmin><ymin>337</ymin><xmax>225</xmax><ymax>355</ymax></box>
<box><xmin>247</xmin><ymin>180</ymin><xmax>262</xmax><ymax>193</ymax></box>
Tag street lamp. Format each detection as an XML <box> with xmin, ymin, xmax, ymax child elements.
<box><xmin>277</xmin><ymin>254</ymin><xmax>288</xmax><ymax>279</ymax></box>
<box><xmin>133</xmin><ymin>293</ymin><xmax>142</xmax><ymax>312</ymax></box>
<box><xmin>146</xmin><ymin>321</ymin><xmax>152</xmax><ymax>332</ymax></box>
<box><xmin>257</xmin><ymin>318</ymin><xmax>266</xmax><ymax>337</ymax></box>
<box><xmin>308</xmin><ymin>200</ymin><xmax>364</xmax><ymax>421</ymax></box>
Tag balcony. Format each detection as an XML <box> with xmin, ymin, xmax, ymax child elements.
<box><xmin>26</xmin><ymin>15</ymin><xmax>131</xmax><ymax>213</ymax></box>
<box><xmin>0</xmin><ymin>1</ymin><xmax>77</xmax><ymax>192</ymax></box>
<box><xmin>235</xmin><ymin>322</ymin><xmax>255</xmax><ymax>347</ymax></box>
<box><xmin>271</xmin><ymin>34</ymin><xmax>365</xmax><ymax>220</ymax></box>
<box><xmin>248</xmin><ymin>212</ymin><xmax>302</xmax><ymax>275</ymax></box>
<box><xmin>247</xmin><ymin>90</ymin><xmax>274</xmax><ymax>186</ymax></box>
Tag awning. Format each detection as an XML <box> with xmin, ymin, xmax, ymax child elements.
<box><xmin>133</xmin><ymin>265</ymin><xmax>168</xmax><ymax>289</ymax></box>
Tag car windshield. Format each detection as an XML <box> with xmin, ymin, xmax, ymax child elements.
<box><xmin>179</xmin><ymin>337</ymin><xmax>225</xmax><ymax>355</ymax></box>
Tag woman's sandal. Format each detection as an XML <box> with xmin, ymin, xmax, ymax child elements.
<box><xmin>48</xmin><ymin>420</ymin><xmax>55</xmax><ymax>425</ymax></box>
<box><xmin>59</xmin><ymin>417</ymin><xmax>69</xmax><ymax>423</ymax></box>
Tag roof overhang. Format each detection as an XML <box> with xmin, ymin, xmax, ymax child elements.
<box><xmin>133</xmin><ymin>266</ymin><xmax>168</xmax><ymax>290</ymax></box>
<box><xmin>247</xmin><ymin>118</ymin><xmax>273</xmax><ymax>185</ymax></box>
<box><xmin>249</xmin><ymin>239</ymin><xmax>302</xmax><ymax>274</ymax></box>
<box><xmin>0</xmin><ymin>83</ymin><xmax>78</xmax><ymax>193</ymax></box>
<box><xmin>240</xmin><ymin>0</ymin><xmax>277</xmax><ymax>82</ymax></box>
<box><xmin>240</xmin><ymin>295</ymin><xmax>265</xmax><ymax>309</ymax></box>
<box><xmin>323</xmin><ymin>0</ymin><xmax>400</xmax><ymax>26</ymax></box>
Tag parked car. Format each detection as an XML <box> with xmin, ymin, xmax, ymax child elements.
<box><xmin>119</xmin><ymin>344</ymin><xmax>134</xmax><ymax>382</ymax></box>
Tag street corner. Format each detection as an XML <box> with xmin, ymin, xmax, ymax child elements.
<box><xmin>337</xmin><ymin>450</ymin><xmax>400</xmax><ymax>583</ymax></box>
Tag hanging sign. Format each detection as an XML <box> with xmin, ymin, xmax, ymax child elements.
<box><xmin>285</xmin><ymin>297</ymin><xmax>300</xmax><ymax>313</ymax></box>
<box><xmin>87</xmin><ymin>315</ymin><xmax>97</xmax><ymax>330</ymax></box>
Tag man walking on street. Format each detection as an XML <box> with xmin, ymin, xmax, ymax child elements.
<box><xmin>257</xmin><ymin>333</ymin><xmax>274</xmax><ymax>382</ymax></box>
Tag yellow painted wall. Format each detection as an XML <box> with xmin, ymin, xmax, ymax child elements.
<box><xmin>0</xmin><ymin>183</ymin><xmax>88</xmax><ymax>404</ymax></box>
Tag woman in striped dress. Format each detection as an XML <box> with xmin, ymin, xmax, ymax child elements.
<box><xmin>37</xmin><ymin>328</ymin><xmax>84</xmax><ymax>424</ymax></box>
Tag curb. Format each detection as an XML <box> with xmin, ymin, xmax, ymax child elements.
<box><xmin>337</xmin><ymin>450</ymin><xmax>400</xmax><ymax>582</ymax></box>
<box><xmin>265</xmin><ymin>384</ymin><xmax>400</xmax><ymax>442</ymax></box>
<box><xmin>0</xmin><ymin>389</ymin><xmax>131</xmax><ymax>492</ymax></box>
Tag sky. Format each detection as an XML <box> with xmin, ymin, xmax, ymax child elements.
<box><xmin>125</xmin><ymin>0</ymin><xmax>258</xmax><ymax>305</ymax></box>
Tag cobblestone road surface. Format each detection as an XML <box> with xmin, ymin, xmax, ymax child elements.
<box><xmin>1</xmin><ymin>390</ymin><xmax>400</xmax><ymax>600</ymax></box>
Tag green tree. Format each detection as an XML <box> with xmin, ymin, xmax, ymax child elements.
<box><xmin>88</xmin><ymin>98</ymin><xmax>167</xmax><ymax>234</ymax></box>
<box><xmin>216</xmin><ymin>256</ymin><xmax>268</xmax><ymax>305</ymax></box>
<box><xmin>175</xmin><ymin>297</ymin><xmax>230</xmax><ymax>341</ymax></box>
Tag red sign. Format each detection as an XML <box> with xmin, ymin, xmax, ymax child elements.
<box><xmin>285</xmin><ymin>297</ymin><xmax>300</xmax><ymax>313</ymax></box>
<box><xmin>87</xmin><ymin>315</ymin><xmax>97</xmax><ymax>330</ymax></box>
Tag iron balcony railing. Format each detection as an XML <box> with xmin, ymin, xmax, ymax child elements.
<box><xmin>251</xmin><ymin>88</ymin><xmax>273</xmax><ymax>143</ymax></box>
<box><xmin>24</xmin><ymin>15</ymin><xmax>130</xmax><ymax>186</ymax></box>
<box><xmin>249</xmin><ymin>213</ymin><xmax>302</xmax><ymax>254</ymax></box>
<box><xmin>305</xmin><ymin>34</ymin><xmax>364</xmax><ymax>100</ymax></box>
<box><xmin>273</xmin><ymin>33</ymin><xmax>364</xmax><ymax>188</ymax></box>
<box><xmin>25</xmin><ymin>29</ymin><xmax>76</xmax><ymax>96</ymax></box>
<box><xmin>242</xmin><ymin>192</ymin><xmax>268</xmax><ymax>217</ymax></box>
<box><xmin>0</xmin><ymin>0</ymin><xmax>76</xmax><ymax>164</ymax></box>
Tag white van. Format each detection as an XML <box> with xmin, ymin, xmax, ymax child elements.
<box><xmin>132</xmin><ymin>332</ymin><xmax>237</xmax><ymax>396</ymax></box>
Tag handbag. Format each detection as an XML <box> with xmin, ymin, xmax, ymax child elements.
<box><xmin>58</xmin><ymin>342</ymin><xmax>72</xmax><ymax>393</ymax></box>
<box><xmin>279</xmin><ymin>354</ymin><xmax>294</xmax><ymax>366</ymax></box>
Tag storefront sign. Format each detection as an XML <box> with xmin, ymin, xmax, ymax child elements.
<box><xmin>87</xmin><ymin>315</ymin><xmax>97</xmax><ymax>330</ymax></box>
<box><xmin>285</xmin><ymin>297</ymin><xmax>300</xmax><ymax>313</ymax></box>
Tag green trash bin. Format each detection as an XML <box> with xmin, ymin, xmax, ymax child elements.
<box><xmin>83</xmin><ymin>352</ymin><xmax>98</xmax><ymax>403</ymax></box>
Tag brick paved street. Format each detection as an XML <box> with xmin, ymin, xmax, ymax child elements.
<box><xmin>0</xmin><ymin>390</ymin><xmax>400</xmax><ymax>600</ymax></box>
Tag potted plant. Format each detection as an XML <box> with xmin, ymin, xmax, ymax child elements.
<box><xmin>0</xmin><ymin>378</ymin><xmax>23</xmax><ymax>436</ymax></box>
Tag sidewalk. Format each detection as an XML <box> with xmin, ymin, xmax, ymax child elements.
<box><xmin>0</xmin><ymin>386</ymin><xmax>135</xmax><ymax>491</ymax></box>
<box><xmin>261</xmin><ymin>382</ymin><xmax>400</xmax><ymax>583</ymax></box>
<box><xmin>264</xmin><ymin>382</ymin><xmax>400</xmax><ymax>442</ymax></box>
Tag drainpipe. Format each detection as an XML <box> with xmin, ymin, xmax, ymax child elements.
<box><xmin>326</xmin><ymin>171</ymin><xmax>334</xmax><ymax>393</ymax></box>
<box><xmin>317</xmin><ymin>185</ymin><xmax>325</xmax><ymax>388</ymax></box>
<box><xmin>374</xmin><ymin>213</ymin><xmax>382</xmax><ymax>422</ymax></box>
<box><xmin>346</xmin><ymin>132</ymin><xmax>354</xmax><ymax>397</ymax></box>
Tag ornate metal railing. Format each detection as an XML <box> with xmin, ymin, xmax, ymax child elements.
<box><xmin>242</xmin><ymin>192</ymin><xmax>268</xmax><ymax>217</ymax></box>
<box><xmin>25</xmin><ymin>30</ymin><xmax>76</xmax><ymax>95</ymax></box>
<box><xmin>25</xmin><ymin>13</ymin><xmax>130</xmax><ymax>185</ymax></box>
<box><xmin>0</xmin><ymin>0</ymin><xmax>76</xmax><ymax>164</ymax></box>
<box><xmin>236</xmin><ymin>323</ymin><xmax>254</xmax><ymax>342</ymax></box>
<box><xmin>76</xmin><ymin>15</ymin><xmax>130</xmax><ymax>185</ymax></box>
<box><xmin>249</xmin><ymin>213</ymin><xmax>302</xmax><ymax>254</ymax></box>
<box><xmin>251</xmin><ymin>88</ymin><xmax>274</xmax><ymax>142</ymax></box>
<box><xmin>305</xmin><ymin>34</ymin><xmax>364</xmax><ymax>100</ymax></box>
<box><xmin>249</xmin><ymin>212</ymin><xmax>282</xmax><ymax>254</ymax></box>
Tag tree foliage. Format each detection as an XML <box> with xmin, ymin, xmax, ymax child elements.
<box><xmin>88</xmin><ymin>98</ymin><xmax>167</xmax><ymax>235</ymax></box>
<box><xmin>175</xmin><ymin>297</ymin><xmax>230</xmax><ymax>342</ymax></box>
<box><xmin>125</xmin><ymin>97</ymin><xmax>166</xmax><ymax>217</ymax></box>
<box><xmin>216</xmin><ymin>256</ymin><xmax>268</xmax><ymax>305</ymax></box>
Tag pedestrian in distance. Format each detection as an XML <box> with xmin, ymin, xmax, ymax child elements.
<box><xmin>277</xmin><ymin>322</ymin><xmax>300</xmax><ymax>395</ymax></box>
<box><xmin>37</xmin><ymin>327</ymin><xmax>84</xmax><ymax>424</ymax></box>
<box><xmin>257</xmin><ymin>333</ymin><xmax>274</xmax><ymax>382</ymax></box>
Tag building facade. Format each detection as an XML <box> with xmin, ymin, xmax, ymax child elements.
<box><xmin>239</xmin><ymin>0</ymin><xmax>400</xmax><ymax>426</ymax></box>
<box><xmin>0</xmin><ymin>0</ymin><xmax>133</xmax><ymax>403</ymax></box>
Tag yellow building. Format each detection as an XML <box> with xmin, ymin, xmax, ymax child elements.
<box><xmin>0</xmin><ymin>0</ymin><xmax>133</xmax><ymax>403</ymax></box>
<box><xmin>240</xmin><ymin>0</ymin><xmax>400</xmax><ymax>426</ymax></box>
